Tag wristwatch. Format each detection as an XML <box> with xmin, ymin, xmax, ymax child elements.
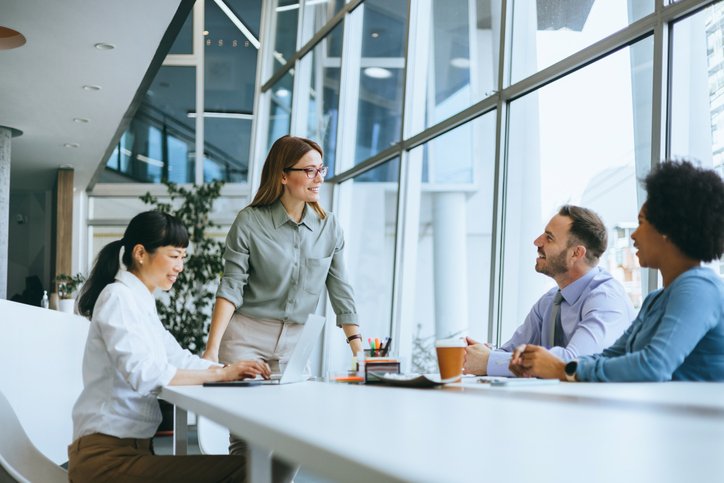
<box><xmin>564</xmin><ymin>360</ymin><xmax>578</xmax><ymax>382</ymax></box>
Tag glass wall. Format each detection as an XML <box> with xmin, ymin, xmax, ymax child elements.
<box><xmin>257</xmin><ymin>0</ymin><xmax>723</xmax><ymax>372</ymax></box>
<box><xmin>670</xmin><ymin>2</ymin><xmax>724</xmax><ymax>275</ymax></box>
<box><xmin>101</xmin><ymin>0</ymin><xmax>262</xmax><ymax>185</ymax></box>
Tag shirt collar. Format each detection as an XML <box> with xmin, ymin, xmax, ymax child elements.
<box><xmin>115</xmin><ymin>270</ymin><xmax>157</xmax><ymax>313</ymax></box>
<box><xmin>560</xmin><ymin>266</ymin><xmax>600</xmax><ymax>305</ymax></box>
<box><xmin>271</xmin><ymin>199</ymin><xmax>318</xmax><ymax>232</ymax></box>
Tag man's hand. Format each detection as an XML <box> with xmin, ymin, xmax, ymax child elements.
<box><xmin>463</xmin><ymin>336</ymin><xmax>491</xmax><ymax>376</ymax></box>
<box><xmin>509</xmin><ymin>344</ymin><xmax>566</xmax><ymax>380</ymax></box>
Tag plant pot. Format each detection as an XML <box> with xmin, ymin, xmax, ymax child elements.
<box><xmin>58</xmin><ymin>298</ymin><xmax>76</xmax><ymax>314</ymax></box>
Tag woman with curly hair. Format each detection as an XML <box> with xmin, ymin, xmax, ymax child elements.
<box><xmin>508</xmin><ymin>160</ymin><xmax>724</xmax><ymax>381</ymax></box>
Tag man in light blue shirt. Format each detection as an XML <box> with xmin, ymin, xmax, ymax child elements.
<box><xmin>464</xmin><ymin>205</ymin><xmax>634</xmax><ymax>377</ymax></box>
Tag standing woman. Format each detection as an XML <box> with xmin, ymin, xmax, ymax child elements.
<box><xmin>69</xmin><ymin>211</ymin><xmax>269</xmax><ymax>483</ymax></box>
<box><xmin>202</xmin><ymin>136</ymin><xmax>363</xmax><ymax>453</ymax></box>
<box><xmin>509</xmin><ymin>160</ymin><xmax>724</xmax><ymax>381</ymax></box>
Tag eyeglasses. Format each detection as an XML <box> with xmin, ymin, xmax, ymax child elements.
<box><xmin>284</xmin><ymin>165</ymin><xmax>328</xmax><ymax>179</ymax></box>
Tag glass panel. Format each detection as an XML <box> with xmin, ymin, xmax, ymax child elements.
<box><xmin>301</xmin><ymin>20</ymin><xmax>344</xmax><ymax>176</ymax></box>
<box><xmin>204</xmin><ymin>0</ymin><xmax>262</xmax><ymax>182</ymax></box>
<box><xmin>267</xmin><ymin>71</ymin><xmax>295</xmax><ymax>151</ymax></box>
<box><xmin>300</xmin><ymin>0</ymin><xmax>346</xmax><ymax>45</ymax></box>
<box><xmin>409</xmin><ymin>113</ymin><xmax>496</xmax><ymax>373</ymax></box>
<box><xmin>327</xmin><ymin>158</ymin><xmax>399</xmax><ymax>372</ymax></box>
<box><xmin>354</xmin><ymin>0</ymin><xmax>407</xmax><ymax>164</ymax></box>
<box><xmin>102</xmin><ymin>66</ymin><xmax>196</xmax><ymax>183</ymax></box>
<box><xmin>670</xmin><ymin>1</ymin><xmax>724</xmax><ymax>276</ymax></box>
<box><xmin>410</xmin><ymin>0</ymin><xmax>500</xmax><ymax>134</ymax></box>
<box><xmin>510</xmin><ymin>0</ymin><xmax>654</xmax><ymax>84</ymax></box>
<box><xmin>502</xmin><ymin>38</ymin><xmax>653</xmax><ymax>343</ymax></box>
<box><xmin>169</xmin><ymin>9</ymin><xmax>193</xmax><ymax>55</ymax></box>
<box><xmin>271</xmin><ymin>0</ymin><xmax>300</xmax><ymax>74</ymax></box>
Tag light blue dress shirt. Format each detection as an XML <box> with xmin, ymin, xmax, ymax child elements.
<box><xmin>487</xmin><ymin>267</ymin><xmax>634</xmax><ymax>376</ymax></box>
<box><xmin>576</xmin><ymin>266</ymin><xmax>724</xmax><ymax>382</ymax></box>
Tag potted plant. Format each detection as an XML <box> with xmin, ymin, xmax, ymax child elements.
<box><xmin>54</xmin><ymin>273</ymin><xmax>85</xmax><ymax>314</ymax></box>
<box><xmin>141</xmin><ymin>181</ymin><xmax>225</xmax><ymax>434</ymax></box>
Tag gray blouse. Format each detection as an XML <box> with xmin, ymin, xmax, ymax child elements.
<box><xmin>216</xmin><ymin>200</ymin><xmax>358</xmax><ymax>327</ymax></box>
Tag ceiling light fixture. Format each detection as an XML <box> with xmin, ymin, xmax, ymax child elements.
<box><xmin>450</xmin><ymin>57</ymin><xmax>470</xmax><ymax>69</ymax></box>
<box><xmin>371</xmin><ymin>32</ymin><xmax>380</xmax><ymax>38</ymax></box>
<box><xmin>63</xmin><ymin>143</ymin><xmax>80</xmax><ymax>148</ymax></box>
<box><xmin>276</xmin><ymin>0</ymin><xmax>326</xmax><ymax>12</ymax></box>
<box><xmin>73</xmin><ymin>117</ymin><xmax>90</xmax><ymax>124</ymax></box>
<box><xmin>94</xmin><ymin>42</ymin><xmax>115</xmax><ymax>50</ymax></box>
<box><xmin>82</xmin><ymin>85</ymin><xmax>102</xmax><ymax>91</ymax></box>
<box><xmin>363</xmin><ymin>67</ymin><xmax>392</xmax><ymax>79</ymax></box>
<box><xmin>275</xmin><ymin>88</ymin><xmax>290</xmax><ymax>98</ymax></box>
<box><xmin>0</xmin><ymin>26</ymin><xmax>26</xmax><ymax>50</ymax></box>
<box><xmin>187</xmin><ymin>111</ymin><xmax>254</xmax><ymax>120</ymax></box>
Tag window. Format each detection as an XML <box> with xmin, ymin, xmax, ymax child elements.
<box><xmin>502</xmin><ymin>37</ymin><xmax>653</xmax><ymax>342</ymax></box>
<box><xmin>408</xmin><ymin>113</ymin><xmax>496</xmax><ymax>371</ymax></box>
<box><xmin>510</xmin><ymin>0</ymin><xmax>654</xmax><ymax>84</ymax></box>
<box><xmin>670</xmin><ymin>1</ymin><xmax>724</xmax><ymax>275</ymax></box>
<box><xmin>353</xmin><ymin>0</ymin><xmax>407</xmax><ymax>164</ymax></box>
<box><xmin>299</xmin><ymin>20</ymin><xmax>344</xmax><ymax>175</ymax></box>
<box><xmin>267</xmin><ymin>71</ymin><xmax>295</xmax><ymax>151</ymax></box>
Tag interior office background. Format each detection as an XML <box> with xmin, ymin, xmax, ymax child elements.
<box><xmin>8</xmin><ymin>0</ymin><xmax>724</xmax><ymax>375</ymax></box>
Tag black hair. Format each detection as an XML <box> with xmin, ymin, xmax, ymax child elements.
<box><xmin>558</xmin><ymin>205</ymin><xmax>608</xmax><ymax>264</ymax></box>
<box><xmin>644</xmin><ymin>160</ymin><xmax>724</xmax><ymax>262</ymax></box>
<box><xmin>78</xmin><ymin>211</ymin><xmax>189</xmax><ymax>317</ymax></box>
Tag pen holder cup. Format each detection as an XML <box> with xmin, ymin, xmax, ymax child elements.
<box><xmin>364</xmin><ymin>349</ymin><xmax>387</xmax><ymax>357</ymax></box>
<box><xmin>361</xmin><ymin>358</ymin><xmax>401</xmax><ymax>383</ymax></box>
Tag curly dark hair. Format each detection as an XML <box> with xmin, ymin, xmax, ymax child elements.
<box><xmin>644</xmin><ymin>160</ymin><xmax>724</xmax><ymax>262</ymax></box>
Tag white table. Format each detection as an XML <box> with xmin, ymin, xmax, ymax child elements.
<box><xmin>451</xmin><ymin>379</ymin><xmax>724</xmax><ymax>416</ymax></box>
<box><xmin>161</xmin><ymin>381</ymin><xmax>724</xmax><ymax>483</ymax></box>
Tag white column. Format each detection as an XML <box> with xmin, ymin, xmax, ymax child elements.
<box><xmin>432</xmin><ymin>191</ymin><xmax>468</xmax><ymax>338</ymax></box>
<box><xmin>0</xmin><ymin>127</ymin><xmax>11</xmax><ymax>299</ymax></box>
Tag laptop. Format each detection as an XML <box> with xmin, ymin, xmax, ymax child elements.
<box><xmin>204</xmin><ymin>314</ymin><xmax>326</xmax><ymax>387</ymax></box>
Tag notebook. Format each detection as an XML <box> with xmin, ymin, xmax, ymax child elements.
<box><xmin>203</xmin><ymin>313</ymin><xmax>326</xmax><ymax>387</ymax></box>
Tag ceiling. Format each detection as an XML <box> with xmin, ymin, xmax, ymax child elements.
<box><xmin>0</xmin><ymin>0</ymin><xmax>191</xmax><ymax>192</ymax></box>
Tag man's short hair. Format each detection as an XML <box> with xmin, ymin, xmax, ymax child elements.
<box><xmin>558</xmin><ymin>205</ymin><xmax>607</xmax><ymax>265</ymax></box>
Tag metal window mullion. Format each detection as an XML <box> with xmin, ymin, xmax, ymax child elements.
<box><xmin>194</xmin><ymin>0</ymin><xmax>205</xmax><ymax>185</ymax></box>
<box><xmin>249</xmin><ymin>0</ymin><xmax>274</xmax><ymax>196</ymax></box>
<box><xmin>488</xmin><ymin>0</ymin><xmax>511</xmax><ymax>346</ymax></box>
<box><xmin>290</xmin><ymin>57</ymin><xmax>308</xmax><ymax>134</ymax></box>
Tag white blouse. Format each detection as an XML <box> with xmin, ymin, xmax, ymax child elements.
<box><xmin>72</xmin><ymin>270</ymin><xmax>215</xmax><ymax>440</ymax></box>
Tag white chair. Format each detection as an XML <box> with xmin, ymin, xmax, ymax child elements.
<box><xmin>0</xmin><ymin>300</ymin><xmax>88</xmax><ymax>465</ymax></box>
<box><xmin>0</xmin><ymin>389</ymin><xmax>68</xmax><ymax>483</ymax></box>
<box><xmin>197</xmin><ymin>415</ymin><xmax>230</xmax><ymax>455</ymax></box>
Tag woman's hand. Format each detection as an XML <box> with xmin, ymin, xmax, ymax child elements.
<box><xmin>509</xmin><ymin>344</ymin><xmax>566</xmax><ymax>380</ymax></box>
<box><xmin>222</xmin><ymin>360</ymin><xmax>271</xmax><ymax>381</ymax></box>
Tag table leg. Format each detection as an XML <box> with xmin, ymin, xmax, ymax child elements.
<box><xmin>173</xmin><ymin>405</ymin><xmax>188</xmax><ymax>455</ymax></box>
<box><xmin>247</xmin><ymin>442</ymin><xmax>272</xmax><ymax>483</ymax></box>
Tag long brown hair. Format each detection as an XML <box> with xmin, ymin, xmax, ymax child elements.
<box><xmin>251</xmin><ymin>135</ymin><xmax>326</xmax><ymax>219</ymax></box>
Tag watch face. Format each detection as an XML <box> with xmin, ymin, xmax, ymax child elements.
<box><xmin>565</xmin><ymin>360</ymin><xmax>578</xmax><ymax>376</ymax></box>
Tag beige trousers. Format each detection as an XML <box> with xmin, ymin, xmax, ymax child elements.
<box><xmin>67</xmin><ymin>433</ymin><xmax>245</xmax><ymax>483</ymax></box>
<box><xmin>219</xmin><ymin>312</ymin><xmax>304</xmax><ymax>483</ymax></box>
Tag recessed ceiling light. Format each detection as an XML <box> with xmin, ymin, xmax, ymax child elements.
<box><xmin>63</xmin><ymin>143</ymin><xmax>79</xmax><ymax>148</ymax></box>
<box><xmin>94</xmin><ymin>42</ymin><xmax>115</xmax><ymax>50</ymax></box>
<box><xmin>275</xmin><ymin>88</ymin><xmax>290</xmax><ymax>98</ymax></box>
<box><xmin>370</xmin><ymin>31</ymin><xmax>380</xmax><ymax>38</ymax></box>
<box><xmin>73</xmin><ymin>117</ymin><xmax>90</xmax><ymax>124</ymax></box>
<box><xmin>363</xmin><ymin>67</ymin><xmax>392</xmax><ymax>79</ymax></box>
<box><xmin>0</xmin><ymin>26</ymin><xmax>26</xmax><ymax>50</ymax></box>
<box><xmin>203</xmin><ymin>30</ymin><xmax>209</xmax><ymax>36</ymax></box>
<box><xmin>82</xmin><ymin>84</ymin><xmax>102</xmax><ymax>91</ymax></box>
<box><xmin>450</xmin><ymin>57</ymin><xmax>470</xmax><ymax>69</ymax></box>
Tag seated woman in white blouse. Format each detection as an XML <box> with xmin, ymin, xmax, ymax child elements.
<box><xmin>68</xmin><ymin>210</ymin><xmax>270</xmax><ymax>483</ymax></box>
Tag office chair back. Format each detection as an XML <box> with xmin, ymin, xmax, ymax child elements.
<box><xmin>0</xmin><ymin>389</ymin><xmax>68</xmax><ymax>483</ymax></box>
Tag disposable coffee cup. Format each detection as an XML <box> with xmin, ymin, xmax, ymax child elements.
<box><xmin>435</xmin><ymin>338</ymin><xmax>466</xmax><ymax>383</ymax></box>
